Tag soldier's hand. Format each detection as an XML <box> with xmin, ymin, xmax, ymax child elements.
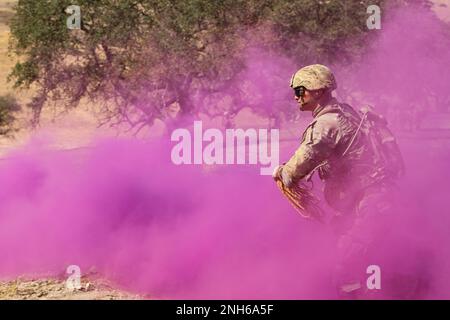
<box><xmin>272</xmin><ymin>165</ymin><xmax>283</xmax><ymax>181</ymax></box>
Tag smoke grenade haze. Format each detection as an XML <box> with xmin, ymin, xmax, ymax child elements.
<box><xmin>1</xmin><ymin>6</ymin><xmax>450</xmax><ymax>299</ymax></box>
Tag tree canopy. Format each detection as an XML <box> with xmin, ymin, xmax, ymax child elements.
<box><xmin>0</xmin><ymin>94</ymin><xmax>20</xmax><ymax>136</ymax></box>
<box><xmin>8</xmin><ymin>0</ymin><xmax>435</xmax><ymax>132</ymax></box>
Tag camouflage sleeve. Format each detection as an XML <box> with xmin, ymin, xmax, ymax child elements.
<box><xmin>281</xmin><ymin>114</ymin><xmax>340</xmax><ymax>186</ymax></box>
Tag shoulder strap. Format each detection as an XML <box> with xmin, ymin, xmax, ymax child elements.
<box><xmin>342</xmin><ymin>108</ymin><xmax>369</xmax><ymax>157</ymax></box>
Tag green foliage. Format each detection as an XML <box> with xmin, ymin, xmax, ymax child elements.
<box><xmin>0</xmin><ymin>94</ymin><xmax>20</xmax><ymax>136</ymax></box>
<box><xmin>270</xmin><ymin>1</ymin><xmax>380</xmax><ymax>62</ymax></box>
<box><xmin>7</xmin><ymin>0</ymin><xmax>434</xmax><ymax>131</ymax></box>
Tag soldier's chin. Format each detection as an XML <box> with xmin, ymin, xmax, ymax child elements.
<box><xmin>299</xmin><ymin>102</ymin><xmax>310</xmax><ymax>111</ymax></box>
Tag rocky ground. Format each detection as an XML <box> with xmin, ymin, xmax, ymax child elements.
<box><xmin>0</xmin><ymin>276</ymin><xmax>143</xmax><ymax>300</ymax></box>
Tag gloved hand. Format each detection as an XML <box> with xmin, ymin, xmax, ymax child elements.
<box><xmin>272</xmin><ymin>165</ymin><xmax>283</xmax><ymax>181</ymax></box>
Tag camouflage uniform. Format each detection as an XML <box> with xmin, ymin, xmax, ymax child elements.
<box><xmin>280</xmin><ymin>98</ymin><xmax>389</xmax><ymax>213</ymax></box>
<box><xmin>281</xmin><ymin>65</ymin><xmax>397</xmax><ymax>297</ymax></box>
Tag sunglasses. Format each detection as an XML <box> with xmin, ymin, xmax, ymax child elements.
<box><xmin>294</xmin><ymin>86</ymin><xmax>306</xmax><ymax>98</ymax></box>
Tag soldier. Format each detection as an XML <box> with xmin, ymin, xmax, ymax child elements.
<box><xmin>273</xmin><ymin>64</ymin><xmax>404</xmax><ymax>298</ymax></box>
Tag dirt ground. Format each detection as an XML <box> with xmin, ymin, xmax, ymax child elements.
<box><xmin>0</xmin><ymin>276</ymin><xmax>143</xmax><ymax>300</ymax></box>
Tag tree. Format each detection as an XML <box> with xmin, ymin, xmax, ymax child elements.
<box><xmin>0</xmin><ymin>94</ymin><xmax>20</xmax><ymax>136</ymax></box>
<box><xmin>8</xmin><ymin>0</ymin><xmax>433</xmax><ymax>132</ymax></box>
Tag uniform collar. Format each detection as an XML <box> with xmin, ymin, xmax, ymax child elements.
<box><xmin>312</xmin><ymin>97</ymin><xmax>339</xmax><ymax>118</ymax></box>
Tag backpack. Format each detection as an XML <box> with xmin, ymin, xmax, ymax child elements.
<box><xmin>349</xmin><ymin>105</ymin><xmax>405</xmax><ymax>180</ymax></box>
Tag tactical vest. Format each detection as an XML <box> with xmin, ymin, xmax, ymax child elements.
<box><xmin>312</xmin><ymin>103</ymin><xmax>404</xmax><ymax>212</ymax></box>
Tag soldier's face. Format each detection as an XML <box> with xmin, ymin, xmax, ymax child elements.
<box><xmin>295</xmin><ymin>89</ymin><xmax>317</xmax><ymax>112</ymax></box>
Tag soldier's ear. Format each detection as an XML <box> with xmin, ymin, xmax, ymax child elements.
<box><xmin>318</xmin><ymin>89</ymin><xmax>329</xmax><ymax>98</ymax></box>
<box><xmin>312</xmin><ymin>89</ymin><xmax>323</xmax><ymax>98</ymax></box>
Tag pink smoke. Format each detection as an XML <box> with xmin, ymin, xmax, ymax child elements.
<box><xmin>0</xmin><ymin>139</ymin><xmax>337</xmax><ymax>299</ymax></box>
<box><xmin>1</xmin><ymin>5</ymin><xmax>450</xmax><ymax>299</ymax></box>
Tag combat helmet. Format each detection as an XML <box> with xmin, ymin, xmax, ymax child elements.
<box><xmin>290</xmin><ymin>64</ymin><xmax>337</xmax><ymax>91</ymax></box>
